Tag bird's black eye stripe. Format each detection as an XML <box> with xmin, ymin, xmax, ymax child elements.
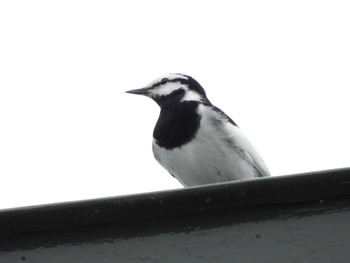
<box><xmin>160</xmin><ymin>78</ymin><xmax>169</xmax><ymax>85</ymax></box>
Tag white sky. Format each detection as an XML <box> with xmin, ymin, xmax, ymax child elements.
<box><xmin>1</xmin><ymin>1</ymin><xmax>349</xmax><ymax>209</ymax></box>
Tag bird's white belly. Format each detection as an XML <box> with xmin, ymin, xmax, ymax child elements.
<box><xmin>152</xmin><ymin>124</ymin><xmax>257</xmax><ymax>186</ymax></box>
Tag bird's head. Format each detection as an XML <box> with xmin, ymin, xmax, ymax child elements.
<box><xmin>126</xmin><ymin>73</ymin><xmax>209</xmax><ymax>107</ymax></box>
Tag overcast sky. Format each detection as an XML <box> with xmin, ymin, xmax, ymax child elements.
<box><xmin>1</xmin><ymin>1</ymin><xmax>349</xmax><ymax>209</ymax></box>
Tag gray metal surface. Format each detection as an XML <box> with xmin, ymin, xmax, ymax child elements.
<box><xmin>1</xmin><ymin>168</ymin><xmax>350</xmax><ymax>262</ymax></box>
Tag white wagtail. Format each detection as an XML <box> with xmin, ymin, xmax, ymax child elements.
<box><xmin>126</xmin><ymin>73</ymin><xmax>270</xmax><ymax>186</ymax></box>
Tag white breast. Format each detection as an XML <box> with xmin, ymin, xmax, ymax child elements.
<box><xmin>152</xmin><ymin>104</ymin><xmax>269</xmax><ymax>186</ymax></box>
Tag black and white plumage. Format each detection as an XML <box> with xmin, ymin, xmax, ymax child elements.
<box><xmin>126</xmin><ymin>73</ymin><xmax>270</xmax><ymax>186</ymax></box>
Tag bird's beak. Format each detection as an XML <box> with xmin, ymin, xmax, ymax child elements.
<box><xmin>125</xmin><ymin>87</ymin><xmax>150</xmax><ymax>96</ymax></box>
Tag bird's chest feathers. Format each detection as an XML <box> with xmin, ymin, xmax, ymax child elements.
<box><xmin>153</xmin><ymin>101</ymin><xmax>201</xmax><ymax>149</ymax></box>
<box><xmin>152</xmin><ymin>107</ymin><xmax>241</xmax><ymax>185</ymax></box>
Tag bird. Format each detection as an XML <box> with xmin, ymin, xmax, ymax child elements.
<box><xmin>126</xmin><ymin>73</ymin><xmax>270</xmax><ymax>186</ymax></box>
